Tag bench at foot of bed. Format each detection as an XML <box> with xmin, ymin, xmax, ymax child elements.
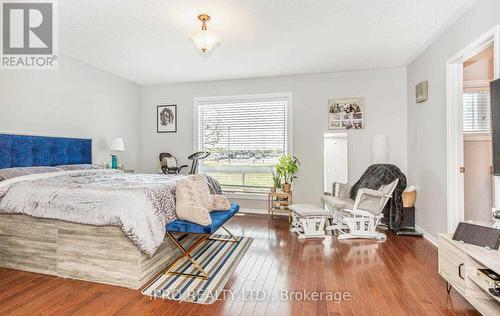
<box><xmin>164</xmin><ymin>203</ymin><xmax>240</xmax><ymax>280</ymax></box>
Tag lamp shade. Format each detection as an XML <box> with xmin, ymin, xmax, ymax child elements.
<box><xmin>190</xmin><ymin>30</ymin><xmax>221</xmax><ymax>53</ymax></box>
<box><xmin>372</xmin><ymin>134</ymin><xmax>388</xmax><ymax>163</ymax></box>
<box><xmin>110</xmin><ymin>138</ymin><xmax>125</xmax><ymax>152</ymax></box>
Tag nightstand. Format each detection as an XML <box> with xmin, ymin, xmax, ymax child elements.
<box><xmin>268</xmin><ymin>191</ymin><xmax>293</xmax><ymax>222</ymax></box>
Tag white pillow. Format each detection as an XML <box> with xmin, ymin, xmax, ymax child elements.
<box><xmin>175</xmin><ymin>175</ymin><xmax>213</xmax><ymax>226</ymax></box>
<box><xmin>212</xmin><ymin>194</ymin><xmax>231</xmax><ymax>210</ymax></box>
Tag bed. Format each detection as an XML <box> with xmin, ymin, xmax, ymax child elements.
<box><xmin>0</xmin><ymin>134</ymin><xmax>208</xmax><ymax>289</ymax></box>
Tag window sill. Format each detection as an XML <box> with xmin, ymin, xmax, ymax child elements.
<box><xmin>223</xmin><ymin>192</ymin><xmax>268</xmax><ymax>201</ymax></box>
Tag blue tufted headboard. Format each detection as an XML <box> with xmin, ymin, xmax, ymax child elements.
<box><xmin>0</xmin><ymin>134</ymin><xmax>92</xmax><ymax>169</ymax></box>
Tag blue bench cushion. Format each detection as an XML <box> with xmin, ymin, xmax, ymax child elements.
<box><xmin>166</xmin><ymin>204</ymin><xmax>239</xmax><ymax>234</ymax></box>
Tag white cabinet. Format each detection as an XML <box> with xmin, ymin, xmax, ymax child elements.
<box><xmin>438</xmin><ymin>233</ymin><xmax>500</xmax><ymax>315</ymax></box>
<box><xmin>439</xmin><ymin>235</ymin><xmax>466</xmax><ymax>293</ymax></box>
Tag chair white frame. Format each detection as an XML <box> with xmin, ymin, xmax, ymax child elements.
<box><xmin>290</xmin><ymin>212</ymin><xmax>328</xmax><ymax>239</ymax></box>
<box><xmin>326</xmin><ymin>180</ymin><xmax>399</xmax><ymax>241</ymax></box>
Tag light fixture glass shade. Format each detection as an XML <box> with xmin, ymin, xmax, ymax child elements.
<box><xmin>190</xmin><ymin>30</ymin><xmax>220</xmax><ymax>53</ymax></box>
<box><xmin>110</xmin><ymin>138</ymin><xmax>125</xmax><ymax>152</ymax></box>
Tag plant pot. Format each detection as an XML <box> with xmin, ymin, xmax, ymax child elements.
<box><xmin>282</xmin><ymin>183</ymin><xmax>291</xmax><ymax>193</ymax></box>
<box><xmin>270</xmin><ymin>187</ymin><xmax>276</xmax><ymax>193</ymax></box>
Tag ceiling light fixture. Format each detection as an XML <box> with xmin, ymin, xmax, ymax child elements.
<box><xmin>190</xmin><ymin>14</ymin><xmax>220</xmax><ymax>54</ymax></box>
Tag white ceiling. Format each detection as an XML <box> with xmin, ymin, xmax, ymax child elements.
<box><xmin>60</xmin><ymin>0</ymin><xmax>473</xmax><ymax>85</ymax></box>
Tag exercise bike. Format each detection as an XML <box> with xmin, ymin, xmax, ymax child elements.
<box><xmin>159</xmin><ymin>151</ymin><xmax>210</xmax><ymax>175</ymax></box>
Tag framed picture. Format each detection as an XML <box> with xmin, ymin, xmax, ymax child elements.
<box><xmin>328</xmin><ymin>97</ymin><xmax>365</xmax><ymax>130</ymax></box>
<box><xmin>416</xmin><ymin>81</ymin><xmax>428</xmax><ymax>103</ymax></box>
<box><xmin>157</xmin><ymin>105</ymin><xmax>177</xmax><ymax>133</ymax></box>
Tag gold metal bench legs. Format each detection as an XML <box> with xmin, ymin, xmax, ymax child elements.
<box><xmin>209</xmin><ymin>225</ymin><xmax>238</xmax><ymax>243</ymax></box>
<box><xmin>164</xmin><ymin>232</ymin><xmax>209</xmax><ymax>280</ymax></box>
<box><xmin>163</xmin><ymin>225</ymin><xmax>238</xmax><ymax>280</ymax></box>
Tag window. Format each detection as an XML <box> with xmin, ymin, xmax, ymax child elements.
<box><xmin>463</xmin><ymin>91</ymin><xmax>491</xmax><ymax>133</ymax></box>
<box><xmin>195</xmin><ymin>93</ymin><xmax>291</xmax><ymax>193</ymax></box>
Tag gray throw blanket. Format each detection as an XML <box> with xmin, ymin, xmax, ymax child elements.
<box><xmin>350</xmin><ymin>164</ymin><xmax>407</xmax><ymax>230</ymax></box>
<box><xmin>204</xmin><ymin>174</ymin><xmax>223</xmax><ymax>195</ymax></box>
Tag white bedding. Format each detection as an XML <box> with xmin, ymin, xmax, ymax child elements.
<box><xmin>0</xmin><ymin>169</ymin><xmax>184</xmax><ymax>256</ymax></box>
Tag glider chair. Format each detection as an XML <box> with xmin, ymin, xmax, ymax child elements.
<box><xmin>322</xmin><ymin>179</ymin><xmax>399</xmax><ymax>240</ymax></box>
<box><xmin>159</xmin><ymin>153</ymin><xmax>188</xmax><ymax>174</ymax></box>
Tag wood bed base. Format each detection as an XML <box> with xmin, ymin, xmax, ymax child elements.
<box><xmin>0</xmin><ymin>214</ymin><xmax>197</xmax><ymax>289</ymax></box>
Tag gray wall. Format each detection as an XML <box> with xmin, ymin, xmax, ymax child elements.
<box><xmin>141</xmin><ymin>68</ymin><xmax>408</xmax><ymax>208</ymax></box>
<box><xmin>407</xmin><ymin>0</ymin><xmax>500</xmax><ymax>238</ymax></box>
<box><xmin>0</xmin><ymin>55</ymin><xmax>142</xmax><ymax>168</ymax></box>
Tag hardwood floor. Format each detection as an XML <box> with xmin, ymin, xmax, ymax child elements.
<box><xmin>0</xmin><ymin>214</ymin><xmax>479</xmax><ymax>316</ymax></box>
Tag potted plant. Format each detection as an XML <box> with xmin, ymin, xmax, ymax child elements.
<box><xmin>275</xmin><ymin>155</ymin><xmax>300</xmax><ymax>193</ymax></box>
<box><xmin>271</xmin><ymin>172</ymin><xmax>281</xmax><ymax>193</ymax></box>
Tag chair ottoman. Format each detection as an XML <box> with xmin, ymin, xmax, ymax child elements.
<box><xmin>289</xmin><ymin>204</ymin><xmax>331</xmax><ymax>239</ymax></box>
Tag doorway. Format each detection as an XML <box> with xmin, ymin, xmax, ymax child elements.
<box><xmin>323</xmin><ymin>133</ymin><xmax>348</xmax><ymax>194</ymax></box>
<box><xmin>463</xmin><ymin>45</ymin><xmax>494</xmax><ymax>222</ymax></box>
<box><xmin>446</xmin><ymin>26</ymin><xmax>500</xmax><ymax>232</ymax></box>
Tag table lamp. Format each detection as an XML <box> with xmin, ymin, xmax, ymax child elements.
<box><xmin>110</xmin><ymin>138</ymin><xmax>124</xmax><ymax>169</ymax></box>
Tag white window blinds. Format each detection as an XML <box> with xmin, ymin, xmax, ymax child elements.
<box><xmin>463</xmin><ymin>91</ymin><xmax>491</xmax><ymax>133</ymax></box>
<box><xmin>196</xmin><ymin>94</ymin><xmax>290</xmax><ymax>192</ymax></box>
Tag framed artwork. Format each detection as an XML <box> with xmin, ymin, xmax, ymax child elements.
<box><xmin>328</xmin><ymin>97</ymin><xmax>365</xmax><ymax>130</ymax></box>
<box><xmin>157</xmin><ymin>105</ymin><xmax>177</xmax><ymax>133</ymax></box>
<box><xmin>416</xmin><ymin>81</ymin><xmax>428</xmax><ymax>103</ymax></box>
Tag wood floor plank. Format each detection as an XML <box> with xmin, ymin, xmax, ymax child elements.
<box><xmin>265</xmin><ymin>220</ymin><xmax>296</xmax><ymax>316</ymax></box>
<box><xmin>384</xmin><ymin>233</ymin><xmax>478</xmax><ymax>316</ymax></box>
<box><xmin>336</xmin><ymin>240</ymin><xmax>375</xmax><ymax>316</ymax></box>
<box><xmin>0</xmin><ymin>214</ymin><xmax>481</xmax><ymax>316</ymax></box>
<box><xmin>331</xmin><ymin>238</ymin><xmax>356</xmax><ymax>315</ymax></box>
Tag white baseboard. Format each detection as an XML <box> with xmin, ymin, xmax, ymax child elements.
<box><xmin>415</xmin><ymin>225</ymin><xmax>438</xmax><ymax>247</ymax></box>
<box><xmin>240</xmin><ymin>208</ymin><xmax>287</xmax><ymax>216</ymax></box>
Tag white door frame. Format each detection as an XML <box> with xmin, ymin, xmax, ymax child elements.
<box><xmin>446</xmin><ymin>25</ymin><xmax>500</xmax><ymax>233</ymax></box>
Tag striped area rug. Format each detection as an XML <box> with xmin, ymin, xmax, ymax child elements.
<box><xmin>142</xmin><ymin>235</ymin><xmax>253</xmax><ymax>304</ymax></box>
